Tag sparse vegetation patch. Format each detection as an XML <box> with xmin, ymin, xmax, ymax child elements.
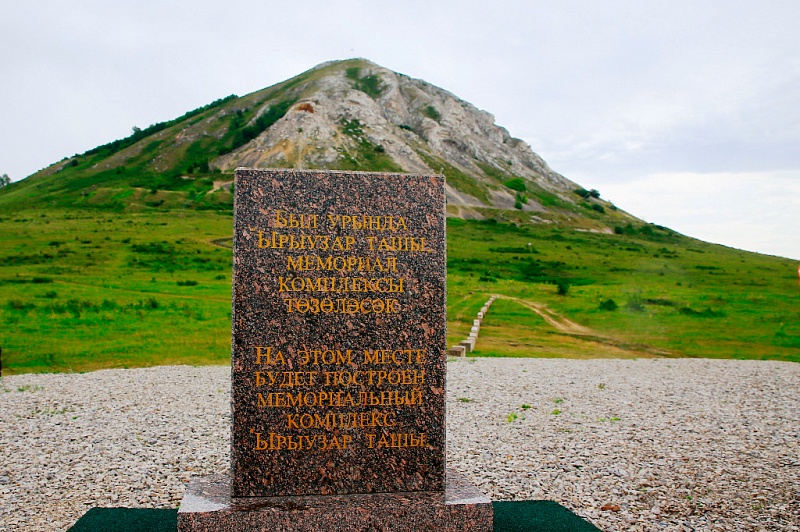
<box><xmin>504</xmin><ymin>178</ymin><xmax>527</xmax><ymax>192</ymax></box>
<box><xmin>346</xmin><ymin>67</ymin><xmax>384</xmax><ymax>99</ymax></box>
<box><xmin>335</xmin><ymin>119</ymin><xmax>402</xmax><ymax>173</ymax></box>
<box><xmin>424</xmin><ymin>105</ymin><xmax>441</xmax><ymax>122</ymax></box>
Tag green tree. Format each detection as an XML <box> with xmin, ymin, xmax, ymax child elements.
<box><xmin>0</xmin><ymin>174</ymin><xmax>10</xmax><ymax>187</ymax></box>
<box><xmin>556</xmin><ymin>280</ymin><xmax>571</xmax><ymax>296</ymax></box>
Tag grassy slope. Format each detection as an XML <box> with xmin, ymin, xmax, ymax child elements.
<box><xmin>0</xmin><ymin>210</ymin><xmax>233</xmax><ymax>373</ymax></box>
<box><xmin>0</xmin><ymin>59</ymin><xmax>388</xmax><ymax>215</ymax></box>
<box><xmin>1</xmin><ymin>209</ymin><xmax>797</xmax><ymax>375</ymax></box>
<box><xmin>446</xmin><ymin>219</ymin><xmax>799</xmax><ymax>360</ymax></box>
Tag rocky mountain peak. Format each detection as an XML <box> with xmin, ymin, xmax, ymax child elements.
<box><xmin>214</xmin><ymin>59</ymin><xmax>580</xmax><ymax>214</ymax></box>
<box><xmin>4</xmin><ymin>58</ymin><xmax>632</xmax><ymax>230</ymax></box>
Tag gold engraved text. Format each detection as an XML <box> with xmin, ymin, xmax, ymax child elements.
<box><xmin>255</xmin><ymin>346</ymin><xmax>286</xmax><ymax>365</ymax></box>
<box><xmin>257</xmin><ymin>389</ymin><xmax>423</xmax><ymax>408</ymax></box>
<box><xmin>285</xmin><ymin>297</ymin><xmax>400</xmax><ymax>314</ymax></box>
<box><xmin>274</xmin><ymin>211</ymin><xmax>318</xmax><ymax>229</ymax></box>
<box><xmin>365</xmin><ymin>236</ymin><xmax>431</xmax><ymax>252</ymax></box>
<box><xmin>363</xmin><ymin>348</ymin><xmax>427</xmax><ymax>365</ymax></box>
<box><xmin>326</xmin><ymin>214</ymin><xmax>407</xmax><ymax>231</ymax></box>
<box><xmin>254</xmin><ymin>431</ymin><xmax>352</xmax><ymax>451</ymax></box>
<box><xmin>287</xmin><ymin>410</ymin><xmax>397</xmax><ymax>430</ymax></box>
<box><xmin>365</xmin><ymin>433</ymin><xmax>426</xmax><ymax>448</ymax></box>
<box><xmin>278</xmin><ymin>276</ymin><xmax>404</xmax><ymax>293</ymax></box>
<box><xmin>286</xmin><ymin>255</ymin><xmax>398</xmax><ymax>273</ymax></box>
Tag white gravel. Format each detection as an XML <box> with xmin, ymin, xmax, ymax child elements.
<box><xmin>1</xmin><ymin>358</ymin><xmax>798</xmax><ymax>531</ymax></box>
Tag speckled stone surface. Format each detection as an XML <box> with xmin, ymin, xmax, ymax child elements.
<box><xmin>177</xmin><ymin>469</ymin><xmax>492</xmax><ymax>532</ymax></box>
<box><xmin>231</xmin><ymin>169</ymin><xmax>447</xmax><ymax>497</ymax></box>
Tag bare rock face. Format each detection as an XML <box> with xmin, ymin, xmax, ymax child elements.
<box><xmin>214</xmin><ymin>60</ymin><xmax>581</xmax><ymax>209</ymax></box>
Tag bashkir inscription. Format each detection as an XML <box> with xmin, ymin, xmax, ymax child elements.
<box><xmin>231</xmin><ymin>169</ymin><xmax>446</xmax><ymax>497</ymax></box>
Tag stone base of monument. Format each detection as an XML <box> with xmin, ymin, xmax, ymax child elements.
<box><xmin>177</xmin><ymin>469</ymin><xmax>492</xmax><ymax>532</ymax></box>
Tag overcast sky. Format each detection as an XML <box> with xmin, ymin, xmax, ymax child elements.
<box><xmin>2</xmin><ymin>1</ymin><xmax>799</xmax><ymax>260</ymax></box>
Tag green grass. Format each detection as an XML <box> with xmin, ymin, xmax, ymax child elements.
<box><xmin>0</xmin><ymin>210</ymin><xmax>233</xmax><ymax>374</ymax></box>
<box><xmin>446</xmin><ymin>218</ymin><xmax>799</xmax><ymax>361</ymax></box>
<box><xmin>418</xmin><ymin>152</ymin><xmax>491</xmax><ymax>204</ymax></box>
<box><xmin>475</xmin><ymin>161</ymin><xmax>510</xmax><ymax>184</ymax></box>
<box><xmin>1</xmin><ymin>208</ymin><xmax>798</xmax><ymax>375</ymax></box>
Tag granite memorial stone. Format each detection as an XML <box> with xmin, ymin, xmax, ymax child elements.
<box><xmin>177</xmin><ymin>169</ymin><xmax>492</xmax><ymax>531</ymax></box>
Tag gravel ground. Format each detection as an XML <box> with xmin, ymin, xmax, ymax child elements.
<box><xmin>0</xmin><ymin>358</ymin><xmax>798</xmax><ymax>531</ymax></box>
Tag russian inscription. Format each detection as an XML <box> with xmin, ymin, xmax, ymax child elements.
<box><xmin>231</xmin><ymin>169</ymin><xmax>445</xmax><ymax>497</ymax></box>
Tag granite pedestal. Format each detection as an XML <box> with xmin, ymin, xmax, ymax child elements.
<box><xmin>178</xmin><ymin>469</ymin><xmax>491</xmax><ymax>532</ymax></box>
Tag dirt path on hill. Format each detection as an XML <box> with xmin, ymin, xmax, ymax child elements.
<box><xmin>209</xmin><ymin>236</ymin><xmax>232</xmax><ymax>248</ymax></box>
<box><xmin>494</xmin><ymin>294</ymin><xmax>674</xmax><ymax>357</ymax></box>
<box><xmin>211</xmin><ymin>180</ymin><xmax>233</xmax><ymax>193</ymax></box>
<box><xmin>499</xmin><ymin>295</ymin><xmax>594</xmax><ymax>335</ymax></box>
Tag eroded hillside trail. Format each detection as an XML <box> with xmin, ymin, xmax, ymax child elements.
<box><xmin>499</xmin><ymin>295</ymin><xmax>593</xmax><ymax>335</ymax></box>
<box><xmin>493</xmin><ymin>294</ymin><xmax>674</xmax><ymax>358</ymax></box>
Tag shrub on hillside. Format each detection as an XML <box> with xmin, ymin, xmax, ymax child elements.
<box><xmin>574</xmin><ymin>188</ymin><xmax>600</xmax><ymax>199</ymax></box>
<box><xmin>424</xmin><ymin>105</ymin><xmax>441</xmax><ymax>122</ymax></box>
<box><xmin>626</xmin><ymin>295</ymin><xmax>646</xmax><ymax>312</ymax></box>
<box><xmin>478</xmin><ymin>271</ymin><xmax>497</xmax><ymax>283</ymax></box>
<box><xmin>504</xmin><ymin>178</ymin><xmax>527</xmax><ymax>192</ymax></box>
<box><xmin>599</xmin><ymin>299</ymin><xmax>618</xmax><ymax>311</ymax></box>
<box><xmin>679</xmin><ymin>306</ymin><xmax>725</xmax><ymax>318</ymax></box>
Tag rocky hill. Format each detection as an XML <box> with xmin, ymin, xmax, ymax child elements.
<box><xmin>0</xmin><ymin>59</ymin><xmax>636</xmax><ymax>230</ymax></box>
